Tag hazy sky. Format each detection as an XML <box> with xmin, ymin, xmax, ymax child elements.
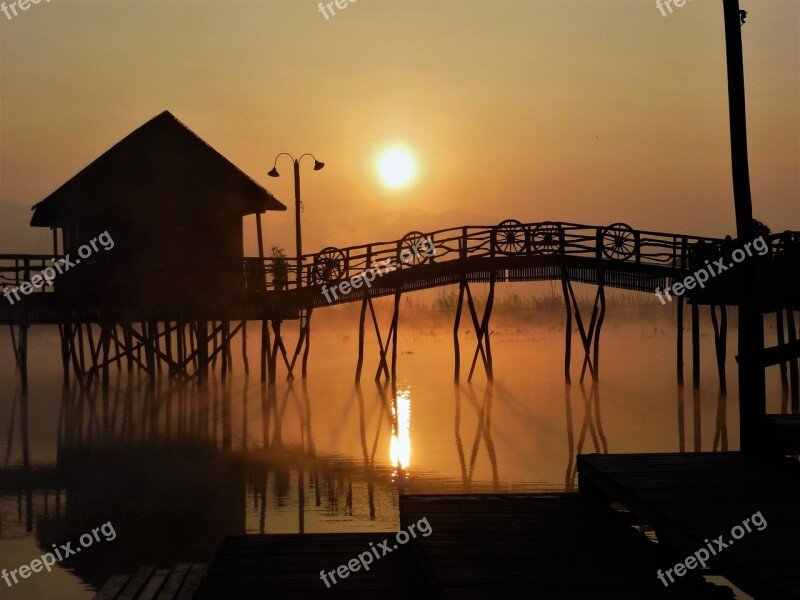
<box><xmin>1</xmin><ymin>0</ymin><xmax>798</xmax><ymax>255</ymax></box>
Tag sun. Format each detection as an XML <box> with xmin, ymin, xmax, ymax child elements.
<box><xmin>378</xmin><ymin>148</ymin><xmax>415</xmax><ymax>188</ymax></box>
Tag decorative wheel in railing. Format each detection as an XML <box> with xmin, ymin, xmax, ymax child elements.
<box><xmin>399</xmin><ymin>231</ymin><xmax>430</xmax><ymax>266</ymax></box>
<box><xmin>312</xmin><ymin>247</ymin><xmax>346</xmax><ymax>285</ymax></box>
<box><xmin>531</xmin><ymin>222</ymin><xmax>563</xmax><ymax>255</ymax></box>
<box><xmin>601</xmin><ymin>223</ymin><xmax>637</xmax><ymax>261</ymax></box>
<box><xmin>492</xmin><ymin>219</ymin><xmax>528</xmax><ymax>255</ymax></box>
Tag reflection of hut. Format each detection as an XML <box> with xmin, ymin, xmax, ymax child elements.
<box><xmin>36</xmin><ymin>442</ymin><xmax>245</xmax><ymax>589</ymax></box>
<box><xmin>30</xmin><ymin>111</ymin><xmax>285</xmax><ymax>308</ymax></box>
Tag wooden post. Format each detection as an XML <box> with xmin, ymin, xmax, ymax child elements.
<box><xmin>776</xmin><ymin>310</ymin><xmax>788</xmax><ymax>392</ymax></box>
<box><xmin>356</xmin><ymin>298</ymin><xmax>368</xmax><ymax>382</ymax></box>
<box><xmin>60</xmin><ymin>322</ymin><xmax>71</xmax><ymax>387</ymax></box>
<box><xmin>722</xmin><ymin>0</ymin><xmax>765</xmax><ymax>452</ymax></box>
<box><xmin>242</xmin><ymin>321</ymin><xmax>250</xmax><ymax>375</ymax></box>
<box><xmin>198</xmin><ymin>320</ymin><xmax>209</xmax><ymax>382</ymax></box>
<box><xmin>691</xmin><ymin>303</ymin><xmax>700</xmax><ymax>389</ymax></box>
<box><xmin>390</xmin><ymin>288</ymin><xmax>402</xmax><ymax>381</ymax></box>
<box><xmin>302</xmin><ymin>310</ymin><xmax>313</xmax><ymax>378</ymax></box>
<box><xmin>677</xmin><ymin>296</ymin><xmax>685</xmax><ymax>385</ymax></box>
<box><xmin>562</xmin><ymin>275</ymin><xmax>572</xmax><ymax>383</ymax></box>
<box><xmin>710</xmin><ymin>305</ymin><xmax>728</xmax><ymax>393</ymax></box>
<box><xmin>787</xmin><ymin>309</ymin><xmax>799</xmax><ymax>413</ymax></box>
<box><xmin>18</xmin><ymin>322</ymin><xmax>30</xmax><ymax>472</ymax></box>
<box><xmin>453</xmin><ymin>279</ymin><xmax>466</xmax><ymax>382</ymax></box>
<box><xmin>260</xmin><ymin>319</ymin><xmax>269</xmax><ymax>382</ymax></box>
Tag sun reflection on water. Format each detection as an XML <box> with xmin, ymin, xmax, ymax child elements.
<box><xmin>390</xmin><ymin>386</ymin><xmax>412</xmax><ymax>474</ymax></box>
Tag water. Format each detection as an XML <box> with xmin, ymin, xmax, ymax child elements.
<box><xmin>0</xmin><ymin>298</ymin><xmax>787</xmax><ymax>598</ymax></box>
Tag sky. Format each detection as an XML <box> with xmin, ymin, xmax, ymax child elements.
<box><xmin>1</xmin><ymin>0</ymin><xmax>798</xmax><ymax>256</ymax></box>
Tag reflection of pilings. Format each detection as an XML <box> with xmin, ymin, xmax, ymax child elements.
<box><xmin>453</xmin><ymin>382</ymin><xmax>499</xmax><ymax>492</ymax></box>
<box><xmin>564</xmin><ymin>383</ymin><xmax>575</xmax><ymax>491</ymax></box>
<box><xmin>566</xmin><ymin>382</ymin><xmax>606</xmax><ymax>490</ymax></box>
<box><xmin>693</xmin><ymin>384</ymin><xmax>701</xmax><ymax>452</ymax></box>
<box><xmin>676</xmin><ymin>384</ymin><xmax>686</xmax><ymax>453</ymax></box>
<box><xmin>691</xmin><ymin>303</ymin><xmax>700</xmax><ymax>389</ymax></box>
<box><xmin>713</xmin><ymin>387</ymin><xmax>729</xmax><ymax>451</ymax></box>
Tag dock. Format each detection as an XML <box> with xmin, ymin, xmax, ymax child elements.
<box><xmin>195</xmin><ymin>493</ymin><xmax>729</xmax><ymax>599</ymax></box>
<box><xmin>578</xmin><ymin>452</ymin><xmax>800</xmax><ymax>600</ymax></box>
<box><xmin>93</xmin><ymin>563</ymin><xmax>207</xmax><ymax>600</ymax></box>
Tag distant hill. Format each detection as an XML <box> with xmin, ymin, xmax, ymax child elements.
<box><xmin>0</xmin><ymin>199</ymin><xmax>52</xmax><ymax>254</ymax></box>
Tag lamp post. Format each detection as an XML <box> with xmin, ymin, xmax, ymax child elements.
<box><xmin>268</xmin><ymin>153</ymin><xmax>324</xmax><ymax>288</ymax></box>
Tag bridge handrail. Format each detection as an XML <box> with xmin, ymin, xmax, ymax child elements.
<box><xmin>0</xmin><ymin>226</ymin><xmax>795</xmax><ymax>294</ymax></box>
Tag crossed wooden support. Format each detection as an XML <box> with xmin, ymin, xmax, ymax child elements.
<box><xmin>562</xmin><ymin>276</ymin><xmax>606</xmax><ymax>383</ymax></box>
<box><xmin>264</xmin><ymin>309</ymin><xmax>313</xmax><ymax>383</ymax></box>
<box><xmin>54</xmin><ymin>320</ymin><xmax>251</xmax><ymax>385</ymax></box>
<box><xmin>453</xmin><ymin>276</ymin><xmax>495</xmax><ymax>382</ymax></box>
<box><xmin>355</xmin><ymin>290</ymin><xmax>402</xmax><ymax>383</ymax></box>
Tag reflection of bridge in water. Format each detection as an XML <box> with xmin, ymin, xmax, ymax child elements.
<box><xmin>0</xmin><ymin>325</ymin><xmax>749</xmax><ymax>594</ymax></box>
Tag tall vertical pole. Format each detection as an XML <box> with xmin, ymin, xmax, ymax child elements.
<box><xmin>294</xmin><ymin>159</ymin><xmax>303</xmax><ymax>288</ymax></box>
<box><xmin>256</xmin><ymin>212</ymin><xmax>265</xmax><ymax>262</ymax></box>
<box><xmin>722</xmin><ymin>0</ymin><xmax>764</xmax><ymax>452</ymax></box>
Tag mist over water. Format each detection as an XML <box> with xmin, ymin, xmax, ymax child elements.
<box><xmin>0</xmin><ymin>293</ymin><xmax>789</xmax><ymax>598</ymax></box>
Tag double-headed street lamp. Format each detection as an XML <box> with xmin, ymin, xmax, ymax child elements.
<box><xmin>268</xmin><ymin>153</ymin><xmax>324</xmax><ymax>288</ymax></box>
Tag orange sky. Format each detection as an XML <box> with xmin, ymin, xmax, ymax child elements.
<box><xmin>1</xmin><ymin>0</ymin><xmax>798</xmax><ymax>256</ymax></box>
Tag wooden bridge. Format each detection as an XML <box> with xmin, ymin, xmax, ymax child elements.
<box><xmin>0</xmin><ymin>220</ymin><xmax>800</xmax><ymax>387</ymax></box>
<box><xmin>2</xmin><ymin>220</ymin><xmax>798</xmax><ymax>388</ymax></box>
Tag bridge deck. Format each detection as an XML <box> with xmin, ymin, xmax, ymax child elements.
<box><xmin>578</xmin><ymin>452</ymin><xmax>800</xmax><ymax>600</ymax></box>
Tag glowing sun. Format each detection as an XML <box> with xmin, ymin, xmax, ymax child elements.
<box><xmin>378</xmin><ymin>148</ymin><xmax>415</xmax><ymax>188</ymax></box>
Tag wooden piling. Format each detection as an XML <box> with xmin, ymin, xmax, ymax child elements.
<box><xmin>691</xmin><ymin>303</ymin><xmax>700</xmax><ymax>389</ymax></box>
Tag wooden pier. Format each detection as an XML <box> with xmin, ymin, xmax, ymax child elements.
<box><xmin>94</xmin><ymin>563</ymin><xmax>207</xmax><ymax>600</ymax></box>
<box><xmin>195</xmin><ymin>493</ymin><xmax>730</xmax><ymax>599</ymax></box>
<box><xmin>578</xmin><ymin>452</ymin><xmax>800</xmax><ymax>600</ymax></box>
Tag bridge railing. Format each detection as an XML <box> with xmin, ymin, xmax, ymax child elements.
<box><xmin>3</xmin><ymin>227</ymin><xmax>793</xmax><ymax>296</ymax></box>
<box><xmin>290</xmin><ymin>221</ymin><xmax>731</xmax><ymax>288</ymax></box>
<box><xmin>173</xmin><ymin>228</ymin><xmax>800</xmax><ymax>293</ymax></box>
<box><xmin>0</xmin><ymin>254</ymin><xmax>60</xmax><ymax>297</ymax></box>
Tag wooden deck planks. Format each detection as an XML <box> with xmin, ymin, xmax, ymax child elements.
<box><xmin>197</xmin><ymin>533</ymin><xmax>437</xmax><ymax>599</ymax></box>
<box><xmin>196</xmin><ymin>494</ymin><xmax>726</xmax><ymax>599</ymax></box>
<box><xmin>578</xmin><ymin>452</ymin><xmax>800</xmax><ymax>600</ymax></box>
<box><xmin>93</xmin><ymin>563</ymin><xmax>206</xmax><ymax>600</ymax></box>
<box><xmin>399</xmin><ymin>493</ymin><xmax>723</xmax><ymax>599</ymax></box>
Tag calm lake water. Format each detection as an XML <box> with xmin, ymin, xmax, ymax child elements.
<box><xmin>0</xmin><ymin>297</ymin><xmax>787</xmax><ymax>599</ymax></box>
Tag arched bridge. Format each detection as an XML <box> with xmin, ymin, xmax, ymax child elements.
<box><xmin>1</xmin><ymin>220</ymin><xmax>797</xmax><ymax>387</ymax></box>
<box><xmin>267</xmin><ymin>220</ymin><xmax>798</xmax><ymax>312</ymax></box>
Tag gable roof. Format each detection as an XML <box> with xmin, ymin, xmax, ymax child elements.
<box><xmin>31</xmin><ymin>111</ymin><xmax>286</xmax><ymax>227</ymax></box>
